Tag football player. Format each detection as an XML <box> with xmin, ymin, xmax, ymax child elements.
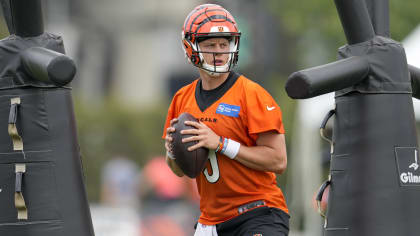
<box><xmin>163</xmin><ymin>4</ymin><xmax>289</xmax><ymax>236</ymax></box>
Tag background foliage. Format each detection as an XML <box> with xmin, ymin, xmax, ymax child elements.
<box><xmin>266</xmin><ymin>0</ymin><xmax>420</xmax><ymax>66</ymax></box>
<box><xmin>74</xmin><ymin>99</ymin><xmax>168</xmax><ymax>200</ymax></box>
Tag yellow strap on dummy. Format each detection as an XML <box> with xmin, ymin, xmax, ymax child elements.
<box><xmin>15</xmin><ymin>163</ymin><xmax>27</xmax><ymax>220</ymax></box>
<box><xmin>8</xmin><ymin>97</ymin><xmax>23</xmax><ymax>151</ymax></box>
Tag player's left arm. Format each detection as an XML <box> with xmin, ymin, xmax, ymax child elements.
<box><xmin>234</xmin><ymin>130</ymin><xmax>287</xmax><ymax>174</ymax></box>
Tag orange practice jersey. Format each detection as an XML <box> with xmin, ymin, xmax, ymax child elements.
<box><xmin>162</xmin><ymin>73</ymin><xmax>288</xmax><ymax>225</ymax></box>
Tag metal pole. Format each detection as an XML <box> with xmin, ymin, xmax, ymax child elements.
<box><xmin>365</xmin><ymin>0</ymin><xmax>390</xmax><ymax>37</ymax></box>
<box><xmin>10</xmin><ymin>0</ymin><xmax>44</xmax><ymax>37</ymax></box>
<box><xmin>334</xmin><ymin>0</ymin><xmax>375</xmax><ymax>44</ymax></box>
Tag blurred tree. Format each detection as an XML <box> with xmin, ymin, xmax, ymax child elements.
<box><xmin>266</xmin><ymin>0</ymin><xmax>420</xmax><ymax>67</ymax></box>
<box><xmin>74</xmin><ymin>98</ymin><xmax>168</xmax><ymax>201</ymax></box>
<box><xmin>0</xmin><ymin>17</ymin><xmax>9</xmax><ymax>38</ymax></box>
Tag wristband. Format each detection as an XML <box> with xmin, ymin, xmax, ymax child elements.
<box><xmin>166</xmin><ymin>151</ymin><xmax>175</xmax><ymax>160</ymax></box>
<box><xmin>221</xmin><ymin>138</ymin><xmax>228</xmax><ymax>154</ymax></box>
<box><xmin>220</xmin><ymin>138</ymin><xmax>241</xmax><ymax>160</ymax></box>
<box><xmin>215</xmin><ymin>136</ymin><xmax>224</xmax><ymax>152</ymax></box>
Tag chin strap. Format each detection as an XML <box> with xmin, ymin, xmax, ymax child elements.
<box><xmin>202</xmin><ymin>68</ymin><xmax>221</xmax><ymax>77</ymax></box>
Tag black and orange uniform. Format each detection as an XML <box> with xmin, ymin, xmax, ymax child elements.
<box><xmin>162</xmin><ymin>72</ymin><xmax>289</xmax><ymax>227</ymax></box>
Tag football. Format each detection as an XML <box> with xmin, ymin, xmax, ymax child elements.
<box><xmin>172</xmin><ymin>112</ymin><xmax>209</xmax><ymax>178</ymax></box>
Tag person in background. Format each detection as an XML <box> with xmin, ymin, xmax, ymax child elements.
<box><xmin>140</xmin><ymin>156</ymin><xmax>200</xmax><ymax>236</ymax></box>
<box><xmin>100</xmin><ymin>155</ymin><xmax>141</xmax><ymax>208</ymax></box>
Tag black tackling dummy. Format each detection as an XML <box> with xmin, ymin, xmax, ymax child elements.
<box><xmin>286</xmin><ymin>0</ymin><xmax>420</xmax><ymax>235</ymax></box>
<box><xmin>0</xmin><ymin>0</ymin><xmax>95</xmax><ymax>235</ymax></box>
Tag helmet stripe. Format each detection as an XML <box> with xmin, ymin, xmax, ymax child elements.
<box><xmin>184</xmin><ymin>5</ymin><xmax>213</xmax><ymax>32</ymax></box>
<box><xmin>183</xmin><ymin>11</ymin><xmax>195</xmax><ymax>31</ymax></box>
<box><xmin>194</xmin><ymin>15</ymin><xmax>235</xmax><ymax>34</ymax></box>
<box><xmin>188</xmin><ymin>9</ymin><xmax>224</xmax><ymax>33</ymax></box>
<box><xmin>184</xmin><ymin>4</ymin><xmax>222</xmax><ymax>32</ymax></box>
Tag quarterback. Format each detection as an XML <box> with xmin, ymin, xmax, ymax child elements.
<box><xmin>163</xmin><ymin>4</ymin><xmax>290</xmax><ymax>236</ymax></box>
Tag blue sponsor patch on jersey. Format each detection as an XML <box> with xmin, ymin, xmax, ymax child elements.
<box><xmin>216</xmin><ymin>103</ymin><xmax>240</xmax><ymax>117</ymax></box>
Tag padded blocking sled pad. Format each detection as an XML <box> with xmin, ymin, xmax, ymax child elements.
<box><xmin>0</xmin><ymin>88</ymin><xmax>94</xmax><ymax>236</ymax></box>
<box><xmin>0</xmin><ymin>20</ymin><xmax>94</xmax><ymax>236</ymax></box>
<box><xmin>324</xmin><ymin>37</ymin><xmax>420</xmax><ymax>236</ymax></box>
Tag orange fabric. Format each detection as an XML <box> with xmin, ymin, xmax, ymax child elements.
<box><xmin>162</xmin><ymin>75</ymin><xmax>288</xmax><ymax>225</ymax></box>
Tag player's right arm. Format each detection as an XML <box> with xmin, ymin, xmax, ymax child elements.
<box><xmin>165</xmin><ymin>118</ymin><xmax>185</xmax><ymax>177</ymax></box>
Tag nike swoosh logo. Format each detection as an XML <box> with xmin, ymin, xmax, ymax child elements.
<box><xmin>266</xmin><ymin>106</ymin><xmax>275</xmax><ymax>111</ymax></box>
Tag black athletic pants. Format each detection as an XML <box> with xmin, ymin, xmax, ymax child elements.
<box><xmin>195</xmin><ymin>207</ymin><xmax>290</xmax><ymax>236</ymax></box>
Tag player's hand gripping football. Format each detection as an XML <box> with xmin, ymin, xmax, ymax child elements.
<box><xmin>181</xmin><ymin>121</ymin><xmax>220</xmax><ymax>151</ymax></box>
<box><xmin>164</xmin><ymin>118</ymin><xmax>185</xmax><ymax>177</ymax></box>
<box><xmin>165</xmin><ymin>118</ymin><xmax>178</xmax><ymax>157</ymax></box>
